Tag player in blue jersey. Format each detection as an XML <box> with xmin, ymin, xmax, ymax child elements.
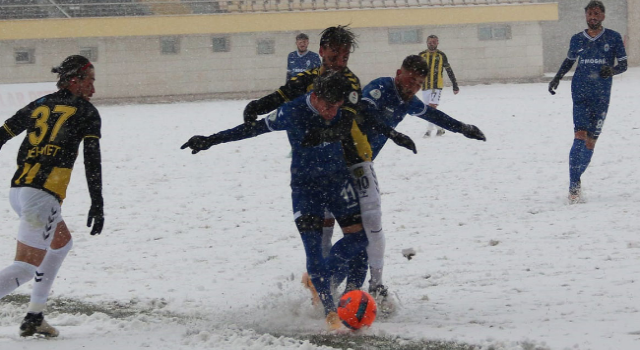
<box><xmin>286</xmin><ymin>33</ymin><xmax>321</xmax><ymax>82</ymax></box>
<box><xmin>318</xmin><ymin>55</ymin><xmax>485</xmax><ymax>311</ymax></box>
<box><xmin>548</xmin><ymin>0</ymin><xmax>627</xmax><ymax>203</ymax></box>
<box><xmin>185</xmin><ymin>72</ymin><xmax>368</xmax><ymax>330</ymax></box>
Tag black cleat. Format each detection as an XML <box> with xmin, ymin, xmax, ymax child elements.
<box><xmin>20</xmin><ymin>312</ymin><xmax>59</xmax><ymax>338</ymax></box>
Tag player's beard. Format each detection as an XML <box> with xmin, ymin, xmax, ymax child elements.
<box><xmin>587</xmin><ymin>20</ymin><xmax>602</xmax><ymax>31</ymax></box>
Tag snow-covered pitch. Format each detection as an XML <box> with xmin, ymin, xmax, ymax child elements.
<box><xmin>1</xmin><ymin>69</ymin><xmax>639</xmax><ymax>350</ymax></box>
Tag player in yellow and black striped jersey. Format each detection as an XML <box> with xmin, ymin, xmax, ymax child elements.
<box><xmin>0</xmin><ymin>55</ymin><xmax>104</xmax><ymax>338</ymax></box>
<box><xmin>183</xmin><ymin>25</ymin><xmax>414</xmax><ymax>166</ymax></box>
<box><xmin>419</xmin><ymin>34</ymin><xmax>459</xmax><ymax>137</ymax></box>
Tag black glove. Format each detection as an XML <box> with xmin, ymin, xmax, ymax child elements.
<box><xmin>180</xmin><ymin>135</ymin><xmax>220</xmax><ymax>154</ymax></box>
<box><xmin>548</xmin><ymin>77</ymin><xmax>560</xmax><ymax>95</ymax></box>
<box><xmin>87</xmin><ymin>201</ymin><xmax>104</xmax><ymax>236</ymax></box>
<box><xmin>599</xmin><ymin>65</ymin><xmax>614</xmax><ymax>78</ymax></box>
<box><xmin>389</xmin><ymin>130</ymin><xmax>417</xmax><ymax>154</ymax></box>
<box><xmin>461</xmin><ymin>124</ymin><xmax>486</xmax><ymax>141</ymax></box>
<box><xmin>243</xmin><ymin>101</ymin><xmax>259</xmax><ymax>125</ymax></box>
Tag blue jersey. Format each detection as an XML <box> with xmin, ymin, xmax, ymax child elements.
<box><xmin>567</xmin><ymin>28</ymin><xmax>627</xmax><ymax>100</ymax></box>
<box><xmin>265</xmin><ymin>93</ymin><xmax>351</xmax><ymax>186</ymax></box>
<box><xmin>286</xmin><ymin>51</ymin><xmax>321</xmax><ymax>81</ymax></box>
<box><xmin>360</xmin><ymin>77</ymin><xmax>467</xmax><ymax>159</ymax></box>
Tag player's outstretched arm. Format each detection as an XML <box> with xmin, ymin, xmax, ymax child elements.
<box><xmin>549</xmin><ymin>58</ymin><xmax>575</xmax><ymax>95</ymax></box>
<box><xmin>84</xmin><ymin>137</ymin><xmax>104</xmax><ymax>236</ymax></box>
<box><xmin>181</xmin><ymin>118</ymin><xmax>273</xmax><ymax>154</ymax></box>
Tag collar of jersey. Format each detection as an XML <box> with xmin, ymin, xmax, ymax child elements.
<box><xmin>582</xmin><ymin>27</ymin><xmax>606</xmax><ymax>41</ymax></box>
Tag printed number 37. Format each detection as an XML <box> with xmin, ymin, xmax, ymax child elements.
<box><xmin>29</xmin><ymin>105</ymin><xmax>77</xmax><ymax>146</ymax></box>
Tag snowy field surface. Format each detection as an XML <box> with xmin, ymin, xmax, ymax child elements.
<box><xmin>1</xmin><ymin>68</ymin><xmax>639</xmax><ymax>350</ymax></box>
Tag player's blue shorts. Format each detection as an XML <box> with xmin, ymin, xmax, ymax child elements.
<box><xmin>572</xmin><ymin>95</ymin><xmax>610</xmax><ymax>139</ymax></box>
<box><xmin>291</xmin><ymin>171</ymin><xmax>361</xmax><ymax>227</ymax></box>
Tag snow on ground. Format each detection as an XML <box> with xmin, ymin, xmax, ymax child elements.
<box><xmin>1</xmin><ymin>68</ymin><xmax>639</xmax><ymax>350</ymax></box>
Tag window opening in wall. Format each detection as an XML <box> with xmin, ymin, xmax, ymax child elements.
<box><xmin>15</xmin><ymin>49</ymin><xmax>35</xmax><ymax>64</ymax></box>
<box><xmin>388</xmin><ymin>29</ymin><xmax>422</xmax><ymax>45</ymax></box>
<box><xmin>160</xmin><ymin>37</ymin><xmax>180</xmax><ymax>54</ymax></box>
<box><xmin>257</xmin><ymin>39</ymin><xmax>275</xmax><ymax>55</ymax></box>
<box><xmin>212</xmin><ymin>37</ymin><xmax>231</xmax><ymax>52</ymax></box>
<box><xmin>79</xmin><ymin>47</ymin><xmax>98</xmax><ymax>62</ymax></box>
<box><xmin>478</xmin><ymin>25</ymin><xmax>512</xmax><ymax>41</ymax></box>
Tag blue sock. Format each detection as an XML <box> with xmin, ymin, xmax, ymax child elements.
<box><xmin>299</xmin><ymin>231</ymin><xmax>334</xmax><ymax>314</ymax></box>
<box><xmin>326</xmin><ymin>230</ymin><xmax>368</xmax><ymax>292</ymax></box>
<box><xmin>345</xmin><ymin>249</ymin><xmax>368</xmax><ymax>293</ymax></box>
<box><xmin>569</xmin><ymin>139</ymin><xmax>594</xmax><ymax>190</ymax></box>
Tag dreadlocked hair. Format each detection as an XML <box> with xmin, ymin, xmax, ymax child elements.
<box><xmin>51</xmin><ymin>55</ymin><xmax>93</xmax><ymax>89</ymax></box>
<box><xmin>319</xmin><ymin>25</ymin><xmax>358</xmax><ymax>52</ymax></box>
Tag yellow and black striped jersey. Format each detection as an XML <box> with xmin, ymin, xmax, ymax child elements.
<box><xmin>2</xmin><ymin>89</ymin><xmax>101</xmax><ymax>201</ymax></box>
<box><xmin>418</xmin><ymin>49</ymin><xmax>458</xmax><ymax>90</ymax></box>
<box><xmin>277</xmin><ymin>67</ymin><xmax>372</xmax><ymax>164</ymax></box>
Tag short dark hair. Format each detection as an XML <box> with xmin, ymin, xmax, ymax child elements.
<box><xmin>585</xmin><ymin>0</ymin><xmax>605</xmax><ymax>13</ymax></box>
<box><xmin>314</xmin><ymin>71</ymin><xmax>352</xmax><ymax>104</ymax></box>
<box><xmin>51</xmin><ymin>55</ymin><xmax>93</xmax><ymax>89</ymax></box>
<box><xmin>296</xmin><ymin>33</ymin><xmax>309</xmax><ymax>41</ymax></box>
<box><xmin>319</xmin><ymin>25</ymin><xmax>358</xmax><ymax>51</ymax></box>
<box><xmin>402</xmin><ymin>55</ymin><xmax>429</xmax><ymax>77</ymax></box>
<box><xmin>427</xmin><ymin>34</ymin><xmax>439</xmax><ymax>41</ymax></box>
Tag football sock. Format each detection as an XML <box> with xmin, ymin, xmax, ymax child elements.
<box><xmin>569</xmin><ymin>139</ymin><xmax>594</xmax><ymax>190</ymax></box>
<box><xmin>30</xmin><ymin>239</ymin><xmax>73</xmax><ymax>308</ymax></box>
<box><xmin>321</xmin><ymin>225</ymin><xmax>334</xmax><ymax>259</ymax></box>
<box><xmin>0</xmin><ymin>261</ymin><xmax>37</xmax><ymax>299</ymax></box>
<box><xmin>299</xmin><ymin>231</ymin><xmax>334</xmax><ymax>314</ymax></box>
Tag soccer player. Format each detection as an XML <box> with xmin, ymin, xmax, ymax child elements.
<box><xmin>286</xmin><ymin>33</ymin><xmax>321</xmax><ymax>82</ymax></box>
<box><xmin>0</xmin><ymin>55</ymin><xmax>104</xmax><ymax>337</ymax></box>
<box><xmin>548</xmin><ymin>0</ymin><xmax>627</xmax><ymax>203</ymax></box>
<box><xmin>418</xmin><ymin>34</ymin><xmax>460</xmax><ymax>137</ymax></box>
<box><xmin>182</xmin><ymin>25</ymin><xmax>415</xmax><ymax>309</ymax></box>
<box><xmin>321</xmin><ymin>55</ymin><xmax>485</xmax><ymax>309</ymax></box>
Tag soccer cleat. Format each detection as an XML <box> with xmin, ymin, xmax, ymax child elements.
<box><xmin>325</xmin><ymin>311</ymin><xmax>343</xmax><ymax>331</ymax></box>
<box><xmin>301</xmin><ymin>272</ymin><xmax>321</xmax><ymax>307</ymax></box>
<box><xmin>20</xmin><ymin>312</ymin><xmax>59</xmax><ymax>338</ymax></box>
<box><xmin>423</xmin><ymin>131</ymin><xmax>431</xmax><ymax>138</ymax></box>
<box><xmin>568</xmin><ymin>182</ymin><xmax>582</xmax><ymax>204</ymax></box>
<box><xmin>436</xmin><ymin>128</ymin><xmax>445</xmax><ymax>136</ymax></box>
<box><xmin>368</xmin><ymin>284</ymin><xmax>389</xmax><ymax>302</ymax></box>
<box><xmin>369</xmin><ymin>284</ymin><xmax>397</xmax><ymax>318</ymax></box>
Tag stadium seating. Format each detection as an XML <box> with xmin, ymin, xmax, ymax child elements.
<box><xmin>0</xmin><ymin>0</ymin><xmax>537</xmax><ymax>19</ymax></box>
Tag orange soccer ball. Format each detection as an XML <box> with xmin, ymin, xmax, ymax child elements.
<box><xmin>337</xmin><ymin>290</ymin><xmax>377</xmax><ymax>330</ymax></box>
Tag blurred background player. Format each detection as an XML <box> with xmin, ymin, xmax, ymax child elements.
<box><xmin>548</xmin><ymin>0</ymin><xmax>627</xmax><ymax>203</ymax></box>
<box><xmin>419</xmin><ymin>34</ymin><xmax>460</xmax><ymax>137</ymax></box>
<box><xmin>0</xmin><ymin>55</ymin><xmax>104</xmax><ymax>337</ymax></box>
<box><xmin>321</xmin><ymin>55</ymin><xmax>485</xmax><ymax>312</ymax></box>
<box><xmin>286</xmin><ymin>33</ymin><xmax>321</xmax><ymax>82</ymax></box>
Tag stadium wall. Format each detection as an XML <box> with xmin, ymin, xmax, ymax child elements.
<box><xmin>0</xmin><ymin>3</ymin><xmax>557</xmax><ymax>101</ymax></box>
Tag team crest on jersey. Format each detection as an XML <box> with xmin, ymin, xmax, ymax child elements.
<box><xmin>604</xmin><ymin>44</ymin><xmax>610</xmax><ymax>52</ymax></box>
<box><xmin>348</xmin><ymin>91</ymin><xmax>359</xmax><ymax>104</ymax></box>
<box><xmin>370</xmin><ymin>89</ymin><xmax>382</xmax><ymax>100</ymax></box>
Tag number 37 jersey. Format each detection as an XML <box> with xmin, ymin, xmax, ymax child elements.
<box><xmin>2</xmin><ymin>89</ymin><xmax>101</xmax><ymax>201</ymax></box>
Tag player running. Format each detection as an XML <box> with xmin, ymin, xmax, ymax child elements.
<box><xmin>548</xmin><ymin>0</ymin><xmax>627</xmax><ymax>203</ymax></box>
